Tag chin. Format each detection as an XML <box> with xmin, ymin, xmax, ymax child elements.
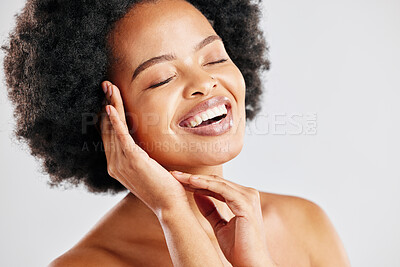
<box><xmin>203</xmin><ymin>138</ymin><xmax>243</xmax><ymax>165</ymax></box>
<box><xmin>183</xmin><ymin>137</ymin><xmax>244</xmax><ymax>166</ymax></box>
<box><xmin>147</xmin><ymin>136</ymin><xmax>244</xmax><ymax>168</ymax></box>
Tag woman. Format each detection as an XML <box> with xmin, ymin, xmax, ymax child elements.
<box><xmin>3</xmin><ymin>0</ymin><xmax>350</xmax><ymax>266</ymax></box>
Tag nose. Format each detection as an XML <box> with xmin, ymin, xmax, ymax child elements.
<box><xmin>182</xmin><ymin>70</ymin><xmax>217</xmax><ymax>98</ymax></box>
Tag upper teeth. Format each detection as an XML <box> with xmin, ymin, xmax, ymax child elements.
<box><xmin>188</xmin><ymin>104</ymin><xmax>228</xmax><ymax>128</ymax></box>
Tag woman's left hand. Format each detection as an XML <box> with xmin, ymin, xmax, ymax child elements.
<box><xmin>170</xmin><ymin>171</ymin><xmax>276</xmax><ymax>267</ymax></box>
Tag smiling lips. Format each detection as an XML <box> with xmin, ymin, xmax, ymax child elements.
<box><xmin>181</xmin><ymin>104</ymin><xmax>227</xmax><ymax>128</ymax></box>
<box><xmin>178</xmin><ymin>96</ymin><xmax>233</xmax><ymax>136</ymax></box>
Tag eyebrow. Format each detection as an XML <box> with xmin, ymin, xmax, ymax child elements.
<box><xmin>131</xmin><ymin>34</ymin><xmax>222</xmax><ymax>81</ymax></box>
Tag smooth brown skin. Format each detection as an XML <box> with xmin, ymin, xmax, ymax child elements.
<box><xmin>49</xmin><ymin>0</ymin><xmax>351</xmax><ymax>266</ymax></box>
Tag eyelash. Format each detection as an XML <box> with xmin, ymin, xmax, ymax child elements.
<box><xmin>148</xmin><ymin>59</ymin><xmax>228</xmax><ymax>89</ymax></box>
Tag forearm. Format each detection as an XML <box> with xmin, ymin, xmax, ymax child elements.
<box><xmin>156</xmin><ymin>204</ymin><xmax>224</xmax><ymax>267</ymax></box>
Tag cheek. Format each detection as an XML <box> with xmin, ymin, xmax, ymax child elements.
<box><xmin>219</xmin><ymin>64</ymin><xmax>246</xmax><ymax>102</ymax></box>
<box><xmin>126</xmin><ymin>95</ymin><xmax>176</xmax><ymax>147</ymax></box>
<box><xmin>234</xmin><ymin>67</ymin><xmax>246</xmax><ymax>101</ymax></box>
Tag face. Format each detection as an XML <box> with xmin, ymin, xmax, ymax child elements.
<box><xmin>108</xmin><ymin>0</ymin><xmax>246</xmax><ymax>169</ymax></box>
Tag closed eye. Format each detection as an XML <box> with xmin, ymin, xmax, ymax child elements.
<box><xmin>148</xmin><ymin>75</ymin><xmax>175</xmax><ymax>89</ymax></box>
<box><xmin>206</xmin><ymin>58</ymin><xmax>228</xmax><ymax>65</ymax></box>
<box><xmin>147</xmin><ymin>59</ymin><xmax>228</xmax><ymax>89</ymax></box>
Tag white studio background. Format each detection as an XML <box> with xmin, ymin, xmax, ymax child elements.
<box><xmin>0</xmin><ymin>0</ymin><xmax>399</xmax><ymax>266</ymax></box>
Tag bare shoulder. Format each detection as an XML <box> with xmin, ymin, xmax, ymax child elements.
<box><xmin>259</xmin><ymin>191</ymin><xmax>351</xmax><ymax>267</ymax></box>
<box><xmin>48</xmin><ymin>246</ymin><xmax>130</xmax><ymax>267</ymax></box>
<box><xmin>258</xmin><ymin>192</ymin><xmax>335</xmax><ymax>239</ymax></box>
<box><xmin>259</xmin><ymin>191</ymin><xmax>328</xmax><ymax>227</ymax></box>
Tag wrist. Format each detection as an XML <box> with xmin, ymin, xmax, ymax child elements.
<box><xmin>154</xmin><ymin>200</ymin><xmax>193</xmax><ymax>222</ymax></box>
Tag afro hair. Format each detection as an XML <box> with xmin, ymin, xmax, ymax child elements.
<box><xmin>2</xmin><ymin>0</ymin><xmax>270</xmax><ymax>194</ymax></box>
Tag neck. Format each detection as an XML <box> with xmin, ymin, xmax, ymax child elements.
<box><xmin>107</xmin><ymin>164</ymin><xmax>233</xmax><ymax>245</ymax></box>
<box><xmin>163</xmin><ymin>164</ymin><xmax>223</xmax><ymax>177</ymax></box>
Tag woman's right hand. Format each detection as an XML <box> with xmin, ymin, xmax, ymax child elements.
<box><xmin>99</xmin><ymin>81</ymin><xmax>189</xmax><ymax>216</ymax></box>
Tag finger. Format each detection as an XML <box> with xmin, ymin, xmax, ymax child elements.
<box><xmin>100</xmin><ymin>104</ymin><xmax>113</xmax><ymax>133</ymax></box>
<box><xmin>102</xmin><ymin>81</ymin><xmax>127</xmax><ymax>124</ymax></box>
<box><xmin>99</xmin><ymin>105</ymin><xmax>116</xmax><ymax>158</ymax></box>
<box><xmin>193</xmin><ymin>193</ymin><xmax>228</xmax><ymax>232</ymax></box>
<box><xmin>181</xmin><ymin>184</ymin><xmax>225</xmax><ymax>202</ymax></box>
<box><xmin>191</xmin><ymin>177</ymin><xmax>247</xmax><ymax>217</ymax></box>
<box><xmin>171</xmin><ymin>171</ymin><xmax>245</xmax><ymax>192</ymax></box>
<box><xmin>101</xmin><ymin>81</ymin><xmax>111</xmax><ymax>107</ymax></box>
<box><xmin>106</xmin><ymin>104</ymin><xmax>140</xmax><ymax>156</ymax></box>
<box><xmin>172</xmin><ymin>172</ymin><xmax>247</xmax><ymax>216</ymax></box>
<box><xmin>100</xmin><ymin>83</ymin><xmax>114</xmax><ymax>143</ymax></box>
<box><xmin>106</xmin><ymin>104</ymin><xmax>133</xmax><ymax>152</ymax></box>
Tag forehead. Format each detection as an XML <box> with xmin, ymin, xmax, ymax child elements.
<box><xmin>110</xmin><ymin>0</ymin><xmax>216</xmax><ymax>68</ymax></box>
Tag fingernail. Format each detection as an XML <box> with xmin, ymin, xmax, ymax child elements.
<box><xmin>102</xmin><ymin>83</ymin><xmax>108</xmax><ymax>94</ymax></box>
<box><xmin>106</xmin><ymin>106</ymin><xmax>110</xmax><ymax>116</ymax></box>
<box><xmin>191</xmin><ymin>176</ymin><xmax>199</xmax><ymax>180</ymax></box>
<box><xmin>172</xmin><ymin>171</ymin><xmax>183</xmax><ymax>175</ymax></box>
<box><xmin>108</xmin><ymin>84</ymin><xmax>113</xmax><ymax>97</ymax></box>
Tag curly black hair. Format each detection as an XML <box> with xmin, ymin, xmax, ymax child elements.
<box><xmin>2</xmin><ymin>0</ymin><xmax>270</xmax><ymax>195</ymax></box>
